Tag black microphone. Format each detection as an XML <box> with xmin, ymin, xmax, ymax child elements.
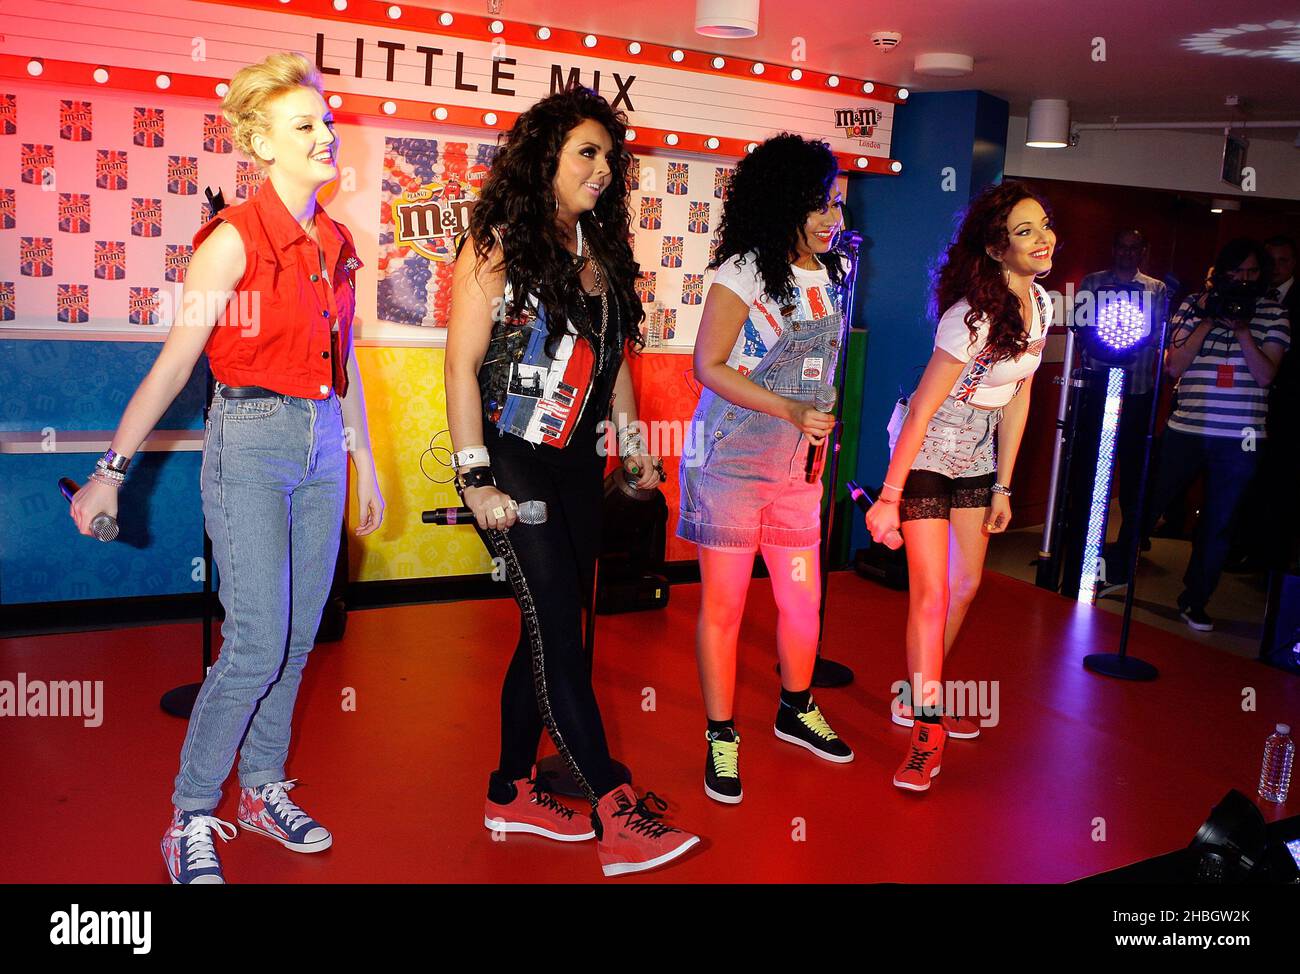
<box><xmin>804</xmin><ymin>384</ymin><xmax>838</xmax><ymax>484</ymax></box>
<box><xmin>59</xmin><ymin>477</ymin><xmax>119</xmax><ymax>542</ymax></box>
<box><xmin>846</xmin><ymin>478</ymin><xmax>903</xmax><ymax>550</ymax></box>
<box><xmin>422</xmin><ymin>500</ymin><xmax>548</xmax><ymax>526</ymax></box>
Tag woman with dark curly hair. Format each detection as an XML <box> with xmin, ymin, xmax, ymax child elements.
<box><xmin>445</xmin><ymin>86</ymin><xmax>699</xmax><ymax>877</ymax></box>
<box><xmin>679</xmin><ymin>134</ymin><xmax>854</xmax><ymax>806</ymax></box>
<box><xmin>865</xmin><ymin>180</ymin><xmax>1055</xmax><ymax>792</ymax></box>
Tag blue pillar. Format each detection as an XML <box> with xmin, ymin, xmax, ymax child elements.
<box><xmin>846</xmin><ymin>91</ymin><xmax>1008</xmax><ymax>554</ymax></box>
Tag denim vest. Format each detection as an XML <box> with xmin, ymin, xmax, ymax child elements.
<box><xmin>686</xmin><ymin>286</ymin><xmax>846</xmax><ymax>474</ymax></box>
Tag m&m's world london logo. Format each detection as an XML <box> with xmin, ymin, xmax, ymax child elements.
<box><xmin>834</xmin><ymin>106</ymin><xmax>881</xmax><ymax>141</ymax></box>
<box><xmin>391</xmin><ymin>174</ymin><xmax>481</xmax><ymax>263</ymax></box>
<box><xmin>95</xmin><ymin>149</ymin><xmax>129</xmax><ymax>190</ymax></box>
<box><xmin>59</xmin><ymin>100</ymin><xmax>93</xmax><ymax>141</ymax></box>
<box><xmin>131</xmin><ymin>197</ymin><xmax>162</xmax><ymax>237</ymax></box>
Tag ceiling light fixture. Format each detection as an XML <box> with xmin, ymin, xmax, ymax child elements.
<box><xmin>695</xmin><ymin>0</ymin><xmax>759</xmax><ymax>39</ymax></box>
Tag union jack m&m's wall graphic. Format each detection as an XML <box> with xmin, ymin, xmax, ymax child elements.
<box><xmin>0</xmin><ymin>282</ymin><xmax>14</xmax><ymax>321</ymax></box>
<box><xmin>661</xmin><ymin>235</ymin><xmax>683</xmax><ymax>268</ymax></box>
<box><xmin>128</xmin><ymin>287</ymin><xmax>160</xmax><ymax>325</ymax></box>
<box><xmin>687</xmin><ymin>201</ymin><xmax>709</xmax><ymax>234</ymax></box>
<box><xmin>635</xmin><ymin>270</ymin><xmax>657</xmax><ymax>304</ymax></box>
<box><xmin>133</xmin><ymin>107</ymin><xmax>165</xmax><ymax>147</ymax></box>
<box><xmin>95</xmin><ymin>149</ymin><xmax>129</xmax><ymax>190</ymax></box>
<box><xmin>57</xmin><ymin>193</ymin><xmax>91</xmax><ymax>233</ymax></box>
<box><xmin>56</xmin><ymin>283</ymin><xmax>90</xmax><ymax>323</ymax></box>
<box><xmin>59</xmin><ymin>100</ymin><xmax>92</xmax><ymax>141</ymax></box>
<box><xmin>639</xmin><ymin>196</ymin><xmax>662</xmax><ymax>230</ymax></box>
<box><xmin>660</xmin><ymin>307</ymin><xmax>677</xmax><ymax>341</ymax></box>
<box><xmin>666</xmin><ymin>162</ymin><xmax>689</xmax><ymax>196</ymax></box>
<box><xmin>626</xmin><ymin>155</ymin><xmax>640</xmax><ymax>192</ymax></box>
<box><xmin>681</xmin><ymin>273</ymin><xmax>704</xmax><ymax>305</ymax></box>
<box><xmin>203</xmin><ymin>113</ymin><xmax>233</xmax><ymax>154</ymax></box>
<box><xmin>713</xmin><ymin>167</ymin><xmax>733</xmax><ymax>200</ymax></box>
<box><xmin>131</xmin><ymin>197</ymin><xmax>162</xmax><ymax>237</ymax></box>
<box><xmin>0</xmin><ymin>94</ymin><xmax>16</xmax><ymax>136</ymax></box>
<box><xmin>164</xmin><ymin>244</ymin><xmax>193</xmax><ymax>283</ymax></box>
<box><xmin>94</xmin><ymin>240</ymin><xmax>127</xmax><ymax>280</ymax></box>
<box><xmin>20</xmin><ymin>236</ymin><xmax>54</xmax><ymax>277</ymax></box>
<box><xmin>20</xmin><ymin>144</ymin><xmax>54</xmax><ymax>186</ymax></box>
<box><xmin>235</xmin><ymin>159</ymin><xmax>264</xmax><ymax>199</ymax></box>
<box><xmin>0</xmin><ymin>188</ymin><xmax>14</xmax><ymax>229</ymax></box>
<box><xmin>167</xmin><ymin>155</ymin><xmax>198</xmax><ymax>195</ymax></box>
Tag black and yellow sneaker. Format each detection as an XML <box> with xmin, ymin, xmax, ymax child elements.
<box><xmin>704</xmin><ymin>727</ymin><xmax>742</xmax><ymax>804</ymax></box>
<box><xmin>774</xmin><ymin>697</ymin><xmax>854</xmax><ymax>763</ymax></box>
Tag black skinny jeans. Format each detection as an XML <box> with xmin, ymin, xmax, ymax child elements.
<box><xmin>476</xmin><ymin>439</ymin><xmax>624</xmax><ymax>806</ymax></box>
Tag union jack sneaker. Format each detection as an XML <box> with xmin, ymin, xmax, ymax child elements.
<box><xmin>892</xmin><ymin>704</ymin><xmax>981</xmax><ymax>739</ymax></box>
<box><xmin>161</xmin><ymin>807</ymin><xmax>237</xmax><ymax>885</ymax></box>
<box><xmin>774</xmin><ymin>696</ymin><xmax>854</xmax><ymax>762</ymax></box>
<box><xmin>893</xmin><ymin>719</ymin><xmax>946</xmax><ymax>792</ymax></box>
<box><xmin>484</xmin><ymin>768</ymin><xmax>596</xmax><ymax>842</ymax></box>
<box><xmin>595</xmin><ymin>785</ymin><xmax>700</xmax><ymax>877</ymax></box>
<box><xmin>237</xmin><ymin>779</ymin><xmax>332</xmax><ymax>853</ymax></box>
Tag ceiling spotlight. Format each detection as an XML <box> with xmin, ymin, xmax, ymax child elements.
<box><xmin>712</xmin><ymin>56</ymin><xmax>726</xmax><ymax>69</ymax></box>
<box><xmin>625</xmin><ymin>128</ymin><xmax>637</xmax><ymax>140</ymax></box>
<box><xmin>328</xmin><ymin>94</ymin><xmax>343</xmax><ymax>108</ymax></box>
<box><xmin>382</xmin><ymin>100</ymin><xmax>397</xmax><ymax>115</ymax></box>
<box><xmin>387</xmin><ymin>5</ymin><xmax>402</xmax><ymax>18</ymax></box>
<box><xmin>897</xmin><ymin>87</ymin><xmax>910</xmax><ymax>99</ymax></box>
<box><xmin>93</xmin><ymin>67</ymin><xmax>110</xmax><ymax>84</ymax></box>
<box><xmin>536</xmin><ymin>27</ymin><xmax>551</xmax><ymax>40</ymax></box>
<box><xmin>488</xmin><ymin>20</ymin><xmax>504</xmax><ymax>34</ymax></box>
<box><xmin>861</xmin><ymin>81</ymin><xmax>874</xmax><ymax>93</ymax></box>
<box><xmin>332</xmin><ymin>0</ymin><xmax>347</xmax><ymax>10</ymax></box>
<box><xmin>745</xmin><ymin>142</ymin><xmax>757</xmax><ymax>152</ymax></box>
<box><xmin>26</xmin><ymin>58</ymin><xmax>44</xmax><ymax>77</ymax></box>
<box><xmin>855</xmin><ymin>157</ymin><xmax>869</xmax><ymax>168</ymax></box>
<box><xmin>914</xmin><ymin>52</ymin><xmax>974</xmax><ymax>77</ymax></box>
<box><xmin>752</xmin><ymin>62</ymin><xmax>765</xmax><ymax>74</ymax></box>
<box><xmin>827</xmin><ymin>75</ymin><xmax>840</xmax><ymax>87</ymax></box>
<box><xmin>483</xmin><ymin>111</ymin><xmax>498</xmax><ymax>125</ymax></box>
<box><xmin>627</xmin><ymin>42</ymin><xmax>642</xmax><ymax>55</ymax></box>
<box><xmin>889</xmin><ymin>160</ymin><xmax>903</xmax><ymax>173</ymax></box>
<box><xmin>705</xmin><ymin>136</ymin><xmax>720</xmax><ymax>149</ymax></box>
<box><xmin>216</xmin><ymin>82</ymin><xmax>230</xmax><ymax>97</ymax></box>
<box><xmin>1026</xmin><ymin>98</ymin><xmax>1071</xmax><ymax>147</ymax></box>
<box><xmin>665</xmin><ymin>133</ymin><xmax>680</xmax><ymax>146</ymax></box>
<box><xmin>156</xmin><ymin>74</ymin><xmax>172</xmax><ymax>89</ymax></box>
<box><xmin>438</xmin><ymin>12</ymin><xmax>453</xmax><ymax>26</ymax></box>
<box><xmin>583</xmin><ymin>34</ymin><xmax>598</xmax><ymax>48</ymax></box>
<box><xmin>789</xmin><ymin>68</ymin><xmax>803</xmax><ymax>80</ymax></box>
<box><xmin>433</xmin><ymin>106</ymin><xmax>449</xmax><ymax>121</ymax></box>
<box><xmin>670</xmin><ymin>49</ymin><xmax>685</xmax><ymax>62</ymax></box>
<box><xmin>695</xmin><ymin>0</ymin><xmax>759</xmax><ymax>39</ymax></box>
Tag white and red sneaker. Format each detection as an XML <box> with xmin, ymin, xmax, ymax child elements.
<box><xmin>595</xmin><ymin>785</ymin><xmax>699</xmax><ymax>877</ymax></box>
<box><xmin>237</xmin><ymin>779</ymin><xmax>332</xmax><ymax>853</ymax></box>
<box><xmin>161</xmin><ymin>807</ymin><xmax>237</xmax><ymax>884</ymax></box>
<box><xmin>484</xmin><ymin>769</ymin><xmax>596</xmax><ymax>842</ymax></box>
<box><xmin>892</xmin><ymin>704</ymin><xmax>981</xmax><ymax>739</ymax></box>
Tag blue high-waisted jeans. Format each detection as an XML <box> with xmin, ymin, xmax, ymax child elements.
<box><xmin>171</xmin><ymin>384</ymin><xmax>346</xmax><ymax>812</ymax></box>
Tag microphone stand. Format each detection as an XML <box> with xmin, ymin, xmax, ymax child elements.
<box><xmin>811</xmin><ymin>230</ymin><xmax>862</xmax><ymax>688</ymax></box>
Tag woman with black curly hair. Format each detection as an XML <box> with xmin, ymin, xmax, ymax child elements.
<box><xmin>445</xmin><ymin>86</ymin><xmax>699</xmax><ymax>877</ymax></box>
<box><xmin>679</xmin><ymin>134</ymin><xmax>854</xmax><ymax>806</ymax></box>
<box><xmin>865</xmin><ymin>180</ymin><xmax>1055</xmax><ymax>792</ymax></box>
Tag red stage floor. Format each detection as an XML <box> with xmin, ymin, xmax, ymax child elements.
<box><xmin>2</xmin><ymin>571</ymin><xmax>1297</xmax><ymax>883</ymax></box>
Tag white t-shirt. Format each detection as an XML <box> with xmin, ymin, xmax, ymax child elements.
<box><xmin>710</xmin><ymin>252</ymin><xmax>838</xmax><ymax>377</ymax></box>
<box><xmin>934</xmin><ymin>282</ymin><xmax>1050</xmax><ymax>407</ymax></box>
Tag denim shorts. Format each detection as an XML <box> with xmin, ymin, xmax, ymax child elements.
<box><xmin>907</xmin><ymin>395</ymin><xmax>1002</xmax><ymax>480</ymax></box>
<box><xmin>677</xmin><ymin>299</ymin><xmax>843</xmax><ymax>552</ymax></box>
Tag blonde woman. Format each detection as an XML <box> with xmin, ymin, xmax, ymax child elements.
<box><xmin>71</xmin><ymin>53</ymin><xmax>384</xmax><ymax>883</ymax></box>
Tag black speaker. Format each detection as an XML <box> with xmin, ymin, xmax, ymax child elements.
<box><xmin>1260</xmin><ymin>569</ymin><xmax>1300</xmax><ymax>675</ymax></box>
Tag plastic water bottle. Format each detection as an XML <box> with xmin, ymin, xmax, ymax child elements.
<box><xmin>1258</xmin><ymin>723</ymin><xmax>1294</xmax><ymax>804</ymax></box>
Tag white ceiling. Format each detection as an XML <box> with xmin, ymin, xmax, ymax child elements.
<box><xmin>418</xmin><ymin>0</ymin><xmax>1300</xmax><ymax>137</ymax></box>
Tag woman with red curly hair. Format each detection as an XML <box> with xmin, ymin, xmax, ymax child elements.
<box><xmin>865</xmin><ymin>180</ymin><xmax>1055</xmax><ymax>791</ymax></box>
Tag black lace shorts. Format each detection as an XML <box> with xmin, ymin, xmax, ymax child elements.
<box><xmin>899</xmin><ymin>470</ymin><xmax>996</xmax><ymax>522</ymax></box>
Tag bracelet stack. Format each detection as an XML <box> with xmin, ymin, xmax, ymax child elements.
<box><xmin>991</xmin><ymin>482</ymin><xmax>1012</xmax><ymax>497</ymax></box>
<box><xmin>617</xmin><ymin>425</ymin><xmax>645</xmax><ymax>459</ymax></box>
<box><xmin>454</xmin><ymin>465</ymin><xmax>496</xmax><ymax>496</ymax></box>
<box><xmin>90</xmin><ymin>449</ymin><xmax>130</xmax><ymax>488</ymax></box>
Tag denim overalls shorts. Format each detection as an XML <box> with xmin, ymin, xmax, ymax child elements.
<box><xmin>677</xmin><ymin>296</ymin><xmax>845</xmax><ymax>550</ymax></box>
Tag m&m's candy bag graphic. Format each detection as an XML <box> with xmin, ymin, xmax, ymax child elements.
<box><xmin>94</xmin><ymin>240</ymin><xmax>126</xmax><ymax>280</ymax></box>
<box><xmin>626</xmin><ymin>154</ymin><xmax>640</xmax><ymax>192</ymax></box>
<box><xmin>164</xmin><ymin>243</ymin><xmax>193</xmax><ymax>283</ymax></box>
<box><xmin>660</xmin><ymin>235</ymin><xmax>683</xmax><ymax>268</ymax></box>
<box><xmin>203</xmin><ymin>113</ymin><xmax>233</xmax><ymax>154</ymax></box>
<box><xmin>131</xmin><ymin>197</ymin><xmax>162</xmax><ymax>237</ymax></box>
<box><xmin>235</xmin><ymin>160</ymin><xmax>265</xmax><ymax>199</ymax></box>
<box><xmin>661</xmin><ymin>307</ymin><xmax>677</xmax><ymax>341</ymax></box>
<box><xmin>688</xmin><ymin>201</ymin><xmax>710</xmax><ymax>234</ymax></box>
<box><xmin>128</xmin><ymin>286</ymin><xmax>160</xmax><ymax>325</ymax></box>
<box><xmin>95</xmin><ymin>149</ymin><xmax>129</xmax><ymax>190</ymax></box>
<box><xmin>635</xmin><ymin>271</ymin><xmax>657</xmax><ymax>304</ymax></box>
<box><xmin>638</xmin><ymin>196</ymin><xmax>662</xmax><ymax>230</ymax></box>
<box><xmin>133</xmin><ymin>107</ymin><xmax>165</xmax><ymax>147</ymax></box>
<box><xmin>682</xmin><ymin>273</ymin><xmax>704</xmax><ymax>305</ymax></box>
<box><xmin>20</xmin><ymin>236</ymin><xmax>53</xmax><ymax>277</ymax></box>
<box><xmin>713</xmin><ymin>166</ymin><xmax>733</xmax><ymax>200</ymax></box>
<box><xmin>20</xmin><ymin>143</ymin><xmax>54</xmax><ymax>186</ymax></box>
<box><xmin>666</xmin><ymin>162</ymin><xmax>689</xmax><ymax>196</ymax></box>
<box><xmin>57</xmin><ymin>283</ymin><xmax>90</xmax><ymax>323</ymax></box>
<box><xmin>167</xmin><ymin>155</ymin><xmax>198</xmax><ymax>195</ymax></box>
<box><xmin>0</xmin><ymin>282</ymin><xmax>14</xmax><ymax>322</ymax></box>
<box><xmin>0</xmin><ymin>94</ymin><xmax>16</xmax><ymax>136</ymax></box>
<box><xmin>0</xmin><ymin>188</ymin><xmax>14</xmax><ymax>230</ymax></box>
<box><xmin>58</xmin><ymin>193</ymin><xmax>91</xmax><ymax>233</ymax></box>
<box><xmin>59</xmin><ymin>100</ymin><xmax>92</xmax><ymax>142</ymax></box>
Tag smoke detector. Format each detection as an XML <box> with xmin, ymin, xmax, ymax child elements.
<box><xmin>871</xmin><ymin>30</ymin><xmax>902</xmax><ymax>51</ymax></box>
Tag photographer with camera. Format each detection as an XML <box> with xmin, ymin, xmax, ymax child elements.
<box><xmin>1120</xmin><ymin>238</ymin><xmax>1290</xmax><ymax>631</ymax></box>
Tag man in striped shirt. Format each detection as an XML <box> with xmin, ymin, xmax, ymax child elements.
<box><xmin>1141</xmin><ymin>239</ymin><xmax>1289</xmax><ymax>631</ymax></box>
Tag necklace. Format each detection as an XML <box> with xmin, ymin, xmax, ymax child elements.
<box><xmin>574</xmin><ymin>218</ymin><xmax>609</xmax><ymax>371</ymax></box>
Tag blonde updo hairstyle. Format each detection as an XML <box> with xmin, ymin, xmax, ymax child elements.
<box><xmin>221</xmin><ymin>52</ymin><xmax>325</xmax><ymax>164</ymax></box>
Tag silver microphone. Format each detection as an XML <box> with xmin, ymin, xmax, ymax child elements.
<box><xmin>59</xmin><ymin>477</ymin><xmax>119</xmax><ymax>542</ymax></box>
<box><xmin>516</xmin><ymin>500</ymin><xmax>548</xmax><ymax>525</ymax></box>
<box><xmin>804</xmin><ymin>384</ymin><xmax>838</xmax><ymax>484</ymax></box>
